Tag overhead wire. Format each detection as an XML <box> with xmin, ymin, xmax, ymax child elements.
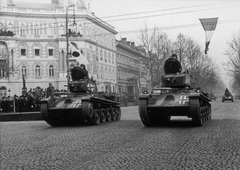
<box><xmin>103</xmin><ymin>5</ymin><xmax>240</xmax><ymax>23</ymax></box>
<box><xmin>1</xmin><ymin>2</ymin><xmax>240</xmax><ymax>38</ymax></box>
<box><xmin>2</xmin><ymin>1</ymin><xmax>239</xmax><ymax>31</ymax></box>
<box><xmin>95</xmin><ymin>1</ymin><xmax>230</xmax><ymax>19</ymax></box>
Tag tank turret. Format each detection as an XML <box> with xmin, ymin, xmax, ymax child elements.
<box><xmin>69</xmin><ymin>67</ymin><xmax>95</xmax><ymax>93</ymax></box>
<box><xmin>162</xmin><ymin>58</ymin><xmax>190</xmax><ymax>88</ymax></box>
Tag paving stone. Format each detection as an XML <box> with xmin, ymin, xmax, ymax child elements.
<box><xmin>0</xmin><ymin>100</ymin><xmax>240</xmax><ymax>169</ymax></box>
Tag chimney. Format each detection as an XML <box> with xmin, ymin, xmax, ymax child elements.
<box><xmin>127</xmin><ymin>41</ymin><xmax>131</xmax><ymax>46</ymax></box>
<box><xmin>131</xmin><ymin>42</ymin><xmax>135</xmax><ymax>47</ymax></box>
<box><xmin>51</xmin><ymin>0</ymin><xmax>58</xmax><ymax>4</ymax></box>
<box><xmin>121</xmin><ymin>38</ymin><xmax>127</xmax><ymax>43</ymax></box>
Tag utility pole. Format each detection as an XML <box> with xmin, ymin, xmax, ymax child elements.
<box><xmin>65</xmin><ymin>4</ymin><xmax>75</xmax><ymax>90</ymax></box>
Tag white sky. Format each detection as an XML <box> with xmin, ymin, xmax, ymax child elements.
<box><xmin>13</xmin><ymin>0</ymin><xmax>240</xmax><ymax>87</ymax></box>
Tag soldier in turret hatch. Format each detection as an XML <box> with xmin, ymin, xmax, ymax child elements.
<box><xmin>224</xmin><ymin>88</ymin><xmax>231</xmax><ymax>96</ymax></box>
<box><xmin>80</xmin><ymin>64</ymin><xmax>89</xmax><ymax>79</ymax></box>
<box><xmin>171</xmin><ymin>53</ymin><xmax>178</xmax><ymax>59</ymax></box>
<box><xmin>166</xmin><ymin>54</ymin><xmax>182</xmax><ymax>73</ymax></box>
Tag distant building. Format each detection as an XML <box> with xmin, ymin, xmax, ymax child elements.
<box><xmin>0</xmin><ymin>0</ymin><xmax>118</xmax><ymax>97</ymax></box>
<box><xmin>116</xmin><ymin>38</ymin><xmax>148</xmax><ymax>96</ymax></box>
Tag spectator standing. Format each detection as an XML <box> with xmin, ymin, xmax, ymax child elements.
<box><xmin>46</xmin><ymin>83</ymin><xmax>54</xmax><ymax>98</ymax></box>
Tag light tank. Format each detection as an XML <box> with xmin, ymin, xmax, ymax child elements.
<box><xmin>40</xmin><ymin>67</ymin><xmax>121</xmax><ymax>127</ymax></box>
<box><xmin>138</xmin><ymin>57</ymin><xmax>211</xmax><ymax>126</ymax></box>
<box><xmin>222</xmin><ymin>88</ymin><xmax>234</xmax><ymax>102</ymax></box>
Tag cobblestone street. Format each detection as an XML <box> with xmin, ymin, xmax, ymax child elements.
<box><xmin>1</xmin><ymin>99</ymin><xmax>240</xmax><ymax>170</ymax></box>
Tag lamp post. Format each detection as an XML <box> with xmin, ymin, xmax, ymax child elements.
<box><xmin>66</xmin><ymin>4</ymin><xmax>75</xmax><ymax>90</ymax></box>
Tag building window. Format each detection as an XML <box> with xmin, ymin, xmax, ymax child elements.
<box><xmin>20</xmin><ymin>24</ymin><xmax>25</xmax><ymax>35</ymax></box>
<box><xmin>34</xmin><ymin>24</ymin><xmax>39</xmax><ymax>36</ymax></box>
<box><xmin>21</xmin><ymin>65</ymin><xmax>27</xmax><ymax>76</ymax></box>
<box><xmin>47</xmin><ymin>23</ymin><xmax>54</xmax><ymax>35</ymax></box>
<box><xmin>0</xmin><ymin>86</ymin><xmax>7</xmax><ymax>98</ymax></box>
<box><xmin>21</xmin><ymin>49</ymin><xmax>26</xmax><ymax>56</ymax></box>
<box><xmin>48</xmin><ymin>49</ymin><xmax>53</xmax><ymax>56</ymax></box>
<box><xmin>112</xmin><ymin>54</ymin><xmax>114</xmax><ymax>64</ymax></box>
<box><xmin>35</xmin><ymin>49</ymin><xmax>40</xmax><ymax>56</ymax></box>
<box><xmin>0</xmin><ymin>60</ymin><xmax>6</xmax><ymax>77</ymax></box>
<box><xmin>49</xmin><ymin>65</ymin><xmax>54</xmax><ymax>77</ymax></box>
<box><xmin>35</xmin><ymin>65</ymin><xmax>41</xmax><ymax>77</ymax></box>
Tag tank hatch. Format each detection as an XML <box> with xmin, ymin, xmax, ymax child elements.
<box><xmin>69</xmin><ymin>67</ymin><xmax>88</xmax><ymax>93</ymax></box>
<box><xmin>164</xmin><ymin>58</ymin><xmax>182</xmax><ymax>74</ymax></box>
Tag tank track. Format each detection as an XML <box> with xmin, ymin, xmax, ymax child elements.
<box><xmin>139</xmin><ymin>99</ymin><xmax>170</xmax><ymax>127</ymax></box>
<box><xmin>139</xmin><ymin>99</ymin><xmax>152</xmax><ymax>126</ymax></box>
<box><xmin>190</xmin><ymin>98</ymin><xmax>211</xmax><ymax>126</ymax></box>
<box><xmin>82</xmin><ymin>100</ymin><xmax>121</xmax><ymax>125</ymax></box>
<box><xmin>40</xmin><ymin>103</ymin><xmax>58</xmax><ymax>127</ymax></box>
<box><xmin>40</xmin><ymin>100</ymin><xmax>121</xmax><ymax>127</ymax></box>
<box><xmin>40</xmin><ymin>103</ymin><xmax>86</xmax><ymax>127</ymax></box>
<box><xmin>139</xmin><ymin>97</ymin><xmax>211</xmax><ymax>127</ymax></box>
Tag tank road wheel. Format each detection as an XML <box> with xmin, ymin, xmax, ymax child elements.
<box><xmin>92</xmin><ymin>109</ymin><xmax>100</xmax><ymax>125</ymax></box>
<box><xmin>190</xmin><ymin>98</ymin><xmax>211</xmax><ymax>126</ymax></box>
<box><xmin>190</xmin><ymin>98</ymin><xmax>203</xmax><ymax>126</ymax></box>
<box><xmin>82</xmin><ymin>101</ymin><xmax>98</xmax><ymax>125</ymax></box>
<box><xmin>111</xmin><ymin>108</ymin><xmax>117</xmax><ymax>121</ymax></box>
<box><xmin>139</xmin><ymin>99</ymin><xmax>152</xmax><ymax>127</ymax></box>
<box><xmin>40</xmin><ymin>103</ymin><xmax>58</xmax><ymax>127</ymax></box>
<box><xmin>100</xmin><ymin>109</ymin><xmax>106</xmax><ymax>123</ymax></box>
<box><xmin>115</xmin><ymin>106</ymin><xmax>121</xmax><ymax>121</ymax></box>
<box><xmin>106</xmin><ymin>108</ymin><xmax>112</xmax><ymax>122</ymax></box>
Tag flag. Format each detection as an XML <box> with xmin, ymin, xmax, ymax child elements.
<box><xmin>69</xmin><ymin>42</ymin><xmax>89</xmax><ymax>66</ymax></box>
<box><xmin>199</xmin><ymin>17</ymin><xmax>218</xmax><ymax>54</ymax></box>
<box><xmin>22</xmin><ymin>74</ymin><xmax>27</xmax><ymax>91</ymax></box>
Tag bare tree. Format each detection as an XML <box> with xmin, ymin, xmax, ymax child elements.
<box><xmin>138</xmin><ymin>26</ymin><xmax>172</xmax><ymax>91</ymax></box>
<box><xmin>139</xmin><ymin>29</ymin><xmax>222</xmax><ymax>93</ymax></box>
<box><xmin>225</xmin><ymin>31</ymin><xmax>240</xmax><ymax>91</ymax></box>
<box><xmin>173</xmin><ymin>33</ymin><xmax>220</xmax><ymax>92</ymax></box>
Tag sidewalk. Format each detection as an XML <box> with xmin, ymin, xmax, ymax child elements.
<box><xmin>0</xmin><ymin>112</ymin><xmax>42</xmax><ymax>122</ymax></box>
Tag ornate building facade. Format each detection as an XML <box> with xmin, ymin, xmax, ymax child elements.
<box><xmin>0</xmin><ymin>0</ymin><xmax>117</xmax><ymax>97</ymax></box>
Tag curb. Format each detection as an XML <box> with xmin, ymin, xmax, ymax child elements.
<box><xmin>0</xmin><ymin>112</ymin><xmax>43</xmax><ymax>122</ymax></box>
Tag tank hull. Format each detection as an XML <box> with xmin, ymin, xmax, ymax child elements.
<box><xmin>139</xmin><ymin>88</ymin><xmax>211</xmax><ymax>126</ymax></box>
<box><xmin>40</xmin><ymin>94</ymin><xmax>121</xmax><ymax>127</ymax></box>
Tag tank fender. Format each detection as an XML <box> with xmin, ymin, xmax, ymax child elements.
<box><xmin>189</xmin><ymin>92</ymin><xmax>211</xmax><ymax>102</ymax></box>
<box><xmin>40</xmin><ymin>97</ymin><xmax>55</xmax><ymax>104</ymax></box>
<box><xmin>40</xmin><ymin>98</ymin><xmax>55</xmax><ymax>110</ymax></box>
<box><xmin>139</xmin><ymin>94</ymin><xmax>151</xmax><ymax>99</ymax></box>
<box><xmin>81</xmin><ymin>95</ymin><xmax>92</xmax><ymax>102</ymax></box>
<box><xmin>189</xmin><ymin>93</ymin><xmax>201</xmax><ymax>98</ymax></box>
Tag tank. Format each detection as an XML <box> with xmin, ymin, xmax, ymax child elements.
<box><xmin>138</xmin><ymin>57</ymin><xmax>211</xmax><ymax>126</ymax></box>
<box><xmin>40</xmin><ymin>67</ymin><xmax>121</xmax><ymax>127</ymax></box>
<box><xmin>222</xmin><ymin>88</ymin><xmax>234</xmax><ymax>102</ymax></box>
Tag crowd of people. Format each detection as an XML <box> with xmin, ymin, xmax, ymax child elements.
<box><xmin>0</xmin><ymin>83</ymin><xmax>55</xmax><ymax>113</ymax></box>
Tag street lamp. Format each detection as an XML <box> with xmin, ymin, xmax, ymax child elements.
<box><xmin>66</xmin><ymin>4</ymin><xmax>75</xmax><ymax>90</ymax></box>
